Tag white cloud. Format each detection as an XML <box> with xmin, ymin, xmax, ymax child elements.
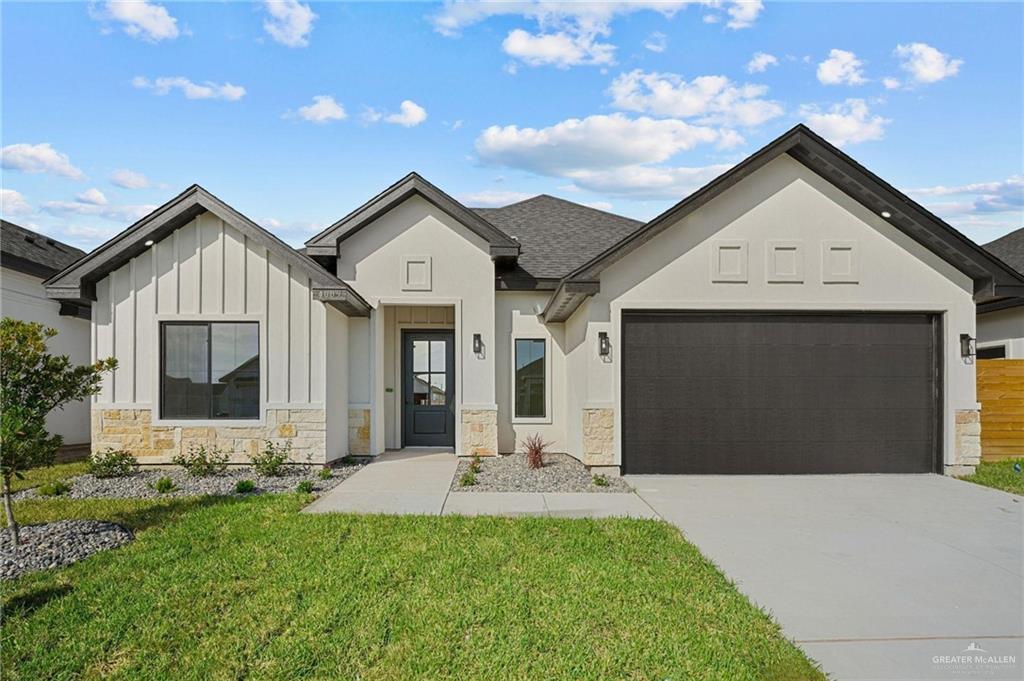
<box><xmin>476</xmin><ymin>113</ymin><xmax>726</xmax><ymax>175</ymax></box>
<box><xmin>502</xmin><ymin>28</ymin><xmax>614</xmax><ymax>68</ymax></box>
<box><xmin>42</xmin><ymin>199</ymin><xmax>156</xmax><ymax>223</ymax></box>
<box><xmin>92</xmin><ymin>1</ymin><xmax>180</xmax><ymax>42</ymax></box>
<box><xmin>908</xmin><ymin>175</ymin><xmax>1023</xmax><ymax>213</ymax></box>
<box><xmin>296</xmin><ymin>95</ymin><xmax>347</xmax><ymax>123</ymax></box>
<box><xmin>76</xmin><ymin>188</ymin><xmax>108</xmax><ymax>205</ymax></box>
<box><xmin>385</xmin><ymin>100</ymin><xmax>428</xmax><ymax>127</ymax></box>
<box><xmin>882</xmin><ymin>77</ymin><xmax>901</xmax><ymax>90</ymax></box>
<box><xmin>894</xmin><ymin>42</ymin><xmax>962</xmax><ymax>84</ymax></box>
<box><xmin>747</xmin><ymin>51</ymin><xmax>778</xmax><ymax>73</ymax></box>
<box><xmin>257</xmin><ymin>217</ymin><xmax>325</xmax><ymax>245</ymax></box>
<box><xmin>133</xmin><ymin>76</ymin><xmax>246</xmax><ymax>101</ymax></box>
<box><xmin>110</xmin><ymin>168</ymin><xmax>153</xmax><ymax>189</ymax></box>
<box><xmin>361</xmin><ymin>107</ymin><xmax>383</xmax><ymax>124</ymax></box>
<box><xmin>1</xmin><ymin>189</ymin><xmax>33</xmax><ymax>216</ymax></box>
<box><xmin>608</xmin><ymin>70</ymin><xmax>783</xmax><ymax>127</ymax></box>
<box><xmin>582</xmin><ymin>200</ymin><xmax>614</xmax><ymax>211</ymax></box>
<box><xmin>817</xmin><ymin>49</ymin><xmax>867</xmax><ymax>85</ymax></box>
<box><xmin>643</xmin><ymin>31</ymin><xmax>667</xmax><ymax>53</ymax></box>
<box><xmin>568</xmin><ymin>163</ymin><xmax>732</xmax><ymax>199</ymax></box>
<box><xmin>458</xmin><ymin>190</ymin><xmax>534</xmax><ymax>207</ymax></box>
<box><xmin>800</xmin><ymin>99</ymin><xmax>889</xmax><ymax>146</ymax></box>
<box><xmin>450</xmin><ymin>120</ymin><xmax>464</xmax><ymax>131</ymax></box>
<box><xmin>1</xmin><ymin>143</ymin><xmax>85</xmax><ymax>180</ymax></box>
<box><xmin>263</xmin><ymin>0</ymin><xmax>317</xmax><ymax>48</ymax></box>
<box><xmin>726</xmin><ymin>0</ymin><xmax>763</xmax><ymax>29</ymax></box>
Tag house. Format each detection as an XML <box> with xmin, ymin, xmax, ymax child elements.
<box><xmin>977</xmin><ymin>227</ymin><xmax>1024</xmax><ymax>358</ymax></box>
<box><xmin>1</xmin><ymin>220</ymin><xmax>92</xmax><ymax>453</ymax></box>
<box><xmin>43</xmin><ymin>125</ymin><xmax>1024</xmax><ymax>475</ymax></box>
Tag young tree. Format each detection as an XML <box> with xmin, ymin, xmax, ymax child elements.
<box><xmin>0</xmin><ymin>318</ymin><xmax>116</xmax><ymax>543</ymax></box>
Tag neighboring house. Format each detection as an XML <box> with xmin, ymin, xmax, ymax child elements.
<box><xmin>1</xmin><ymin>220</ymin><xmax>91</xmax><ymax>450</ymax></box>
<box><xmin>977</xmin><ymin>227</ymin><xmax>1024</xmax><ymax>358</ymax></box>
<box><xmin>43</xmin><ymin>125</ymin><xmax>1024</xmax><ymax>475</ymax></box>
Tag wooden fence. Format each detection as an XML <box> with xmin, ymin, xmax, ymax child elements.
<box><xmin>977</xmin><ymin>359</ymin><xmax>1024</xmax><ymax>461</ymax></box>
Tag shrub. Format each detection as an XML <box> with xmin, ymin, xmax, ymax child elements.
<box><xmin>172</xmin><ymin>444</ymin><xmax>228</xmax><ymax>477</ymax></box>
<box><xmin>251</xmin><ymin>441</ymin><xmax>291</xmax><ymax>477</ymax></box>
<box><xmin>468</xmin><ymin>457</ymin><xmax>482</xmax><ymax>474</ymax></box>
<box><xmin>522</xmin><ymin>434</ymin><xmax>551</xmax><ymax>470</ymax></box>
<box><xmin>152</xmin><ymin>476</ymin><xmax>176</xmax><ymax>494</ymax></box>
<box><xmin>235</xmin><ymin>479</ymin><xmax>256</xmax><ymax>494</ymax></box>
<box><xmin>296</xmin><ymin>480</ymin><xmax>314</xmax><ymax>494</ymax></box>
<box><xmin>318</xmin><ymin>467</ymin><xmax>333</xmax><ymax>480</ymax></box>
<box><xmin>592</xmin><ymin>474</ymin><xmax>610</xmax><ymax>487</ymax></box>
<box><xmin>459</xmin><ymin>470</ymin><xmax>477</xmax><ymax>487</ymax></box>
<box><xmin>37</xmin><ymin>480</ymin><xmax>71</xmax><ymax>497</ymax></box>
<box><xmin>88</xmin><ymin>448</ymin><xmax>137</xmax><ymax>478</ymax></box>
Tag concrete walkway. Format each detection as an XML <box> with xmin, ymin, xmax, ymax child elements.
<box><xmin>303</xmin><ymin>449</ymin><xmax>657</xmax><ymax>518</ymax></box>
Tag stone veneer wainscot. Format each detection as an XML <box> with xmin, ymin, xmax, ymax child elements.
<box><xmin>950</xmin><ymin>408</ymin><xmax>982</xmax><ymax>475</ymax></box>
<box><xmin>582</xmin><ymin>408</ymin><xmax>615</xmax><ymax>467</ymax></box>
<box><xmin>461</xmin><ymin>408</ymin><xmax>498</xmax><ymax>457</ymax></box>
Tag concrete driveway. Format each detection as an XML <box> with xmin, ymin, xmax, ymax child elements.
<box><xmin>627</xmin><ymin>474</ymin><xmax>1023</xmax><ymax>681</ymax></box>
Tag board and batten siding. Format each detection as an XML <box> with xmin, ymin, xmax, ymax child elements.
<box><xmin>92</xmin><ymin>212</ymin><xmax>327</xmax><ymax>411</ymax></box>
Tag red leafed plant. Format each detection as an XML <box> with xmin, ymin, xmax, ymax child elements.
<box><xmin>522</xmin><ymin>434</ymin><xmax>551</xmax><ymax>470</ymax></box>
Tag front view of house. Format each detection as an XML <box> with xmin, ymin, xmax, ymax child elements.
<box><xmin>44</xmin><ymin>126</ymin><xmax>1024</xmax><ymax>476</ymax></box>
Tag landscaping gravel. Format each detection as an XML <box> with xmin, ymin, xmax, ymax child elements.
<box><xmin>451</xmin><ymin>453</ymin><xmax>631</xmax><ymax>493</ymax></box>
<box><xmin>11</xmin><ymin>462</ymin><xmax>364</xmax><ymax>501</ymax></box>
<box><xmin>1</xmin><ymin>520</ymin><xmax>134</xmax><ymax>580</ymax></box>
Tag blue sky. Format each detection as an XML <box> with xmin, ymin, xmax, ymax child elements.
<box><xmin>2</xmin><ymin>1</ymin><xmax>1021</xmax><ymax>251</ymax></box>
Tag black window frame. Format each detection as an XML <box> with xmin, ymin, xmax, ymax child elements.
<box><xmin>977</xmin><ymin>345</ymin><xmax>1007</xmax><ymax>360</ymax></box>
<box><xmin>160</xmin><ymin>321</ymin><xmax>260</xmax><ymax>420</ymax></box>
<box><xmin>514</xmin><ymin>337</ymin><xmax>547</xmax><ymax>419</ymax></box>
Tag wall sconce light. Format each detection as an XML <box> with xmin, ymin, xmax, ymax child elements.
<box><xmin>598</xmin><ymin>331</ymin><xmax>611</xmax><ymax>357</ymax></box>
<box><xmin>959</xmin><ymin>333</ymin><xmax>976</xmax><ymax>359</ymax></box>
<box><xmin>473</xmin><ymin>333</ymin><xmax>483</xmax><ymax>354</ymax></box>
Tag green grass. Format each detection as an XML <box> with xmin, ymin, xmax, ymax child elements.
<box><xmin>960</xmin><ymin>458</ymin><xmax>1024</xmax><ymax>496</ymax></box>
<box><xmin>8</xmin><ymin>461</ymin><xmax>89</xmax><ymax>493</ymax></box>
<box><xmin>2</xmin><ymin>495</ymin><xmax>823</xmax><ymax>680</ymax></box>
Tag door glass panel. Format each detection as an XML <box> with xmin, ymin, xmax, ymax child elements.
<box><xmin>413</xmin><ymin>373</ymin><xmax>430</xmax><ymax>404</ymax></box>
<box><xmin>429</xmin><ymin>373</ymin><xmax>446</xmax><ymax>405</ymax></box>
<box><xmin>430</xmin><ymin>340</ymin><xmax>446</xmax><ymax>372</ymax></box>
<box><xmin>413</xmin><ymin>340</ymin><xmax>429</xmax><ymax>372</ymax></box>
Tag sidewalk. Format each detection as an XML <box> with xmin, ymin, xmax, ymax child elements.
<box><xmin>303</xmin><ymin>449</ymin><xmax>659</xmax><ymax>519</ymax></box>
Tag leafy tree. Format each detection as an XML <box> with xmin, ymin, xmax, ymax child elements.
<box><xmin>1</xmin><ymin>318</ymin><xmax>116</xmax><ymax>543</ymax></box>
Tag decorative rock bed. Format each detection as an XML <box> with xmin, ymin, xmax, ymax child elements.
<box><xmin>1</xmin><ymin>520</ymin><xmax>135</xmax><ymax>580</ymax></box>
<box><xmin>451</xmin><ymin>453</ymin><xmax>631</xmax><ymax>493</ymax></box>
<box><xmin>11</xmin><ymin>462</ymin><xmax>365</xmax><ymax>501</ymax></box>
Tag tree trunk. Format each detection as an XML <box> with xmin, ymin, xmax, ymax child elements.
<box><xmin>3</xmin><ymin>474</ymin><xmax>18</xmax><ymax>545</ymax></box>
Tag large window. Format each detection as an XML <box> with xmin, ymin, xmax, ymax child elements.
<box><xmin>514</xmin><ymin>338</ymin><xmax>546</xmax><ymax>419</ymax></box>
<box><xmin>161</xmin><ymin>322</ymin><xmax>259</xmax><ymax>420</ymax></box>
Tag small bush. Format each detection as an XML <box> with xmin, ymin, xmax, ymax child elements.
<box><xmin>172</xmin><ymin>444</ymin><xmax>228</xmax><ymax>477</ymax></box>
<box><xmin>522</xmin><ymin>434</ymin><xmax>552</xmax><ymax>470</ymax></box>
<box><xmin>296</xmin><ymin>480</ymin><xmax>314</xmax><ymax>494</ymax></box>
<box><xmin>38</xmin><ymin>480</ymin><xmax>71</xmax><ymax>497</ymax></box>
<box><xmin>468</xmin><ymin>458</ymin><xmax>482</xmax><ymax>474</ymax></box>
<box><xmin>318</xmin><ymin>467</ymin><xmax>333</xmax><ymax>480</ymax></box>
<box><xmin>251</xmin><ymin>441</ymin><xmax>291</xmax><ymax>477</ymax></box>
<box><xmin>459</xmin><ymin>470</ymin><xmax>477</xmax><ymax>487</ymax></box>
<box><xmin>152</xmin><ymin>476</ymin><xmax>176</xmax><ymax>494</ymax></box>
<box><xmin>88</xmin><ymin>448</ymin><xmax>137</xmax><ymax>478</ymax></box>
<box><xmin>235</xmin><ymin>479</ymin><xmax>256</xmax><ymax>494</ymax></box>
<box><xmin>592</xmin><ymin>474</ymin><xmax>610</xmax><ymax>487</ymax></box>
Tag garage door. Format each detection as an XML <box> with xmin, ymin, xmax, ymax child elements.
<box><xmin>621</xmin><ymin>312</ymin><xmax>940</xmax><ymax>474</ymax></box>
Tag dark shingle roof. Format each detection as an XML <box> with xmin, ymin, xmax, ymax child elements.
<box><xmin>473</xmin><ymin>195</ymin><xmax>643</xmax><ymax>280</ymax></box>
<box><xmin>984</xmin><ymin>227</ymin><xmax>1024</xmax><ymax>275</ymax></box>
<box><xmin>1</xmin><ymin>220</ymin><xmax>86</xmax><ymax>279</ymax></box>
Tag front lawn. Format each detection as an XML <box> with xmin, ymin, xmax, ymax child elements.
<box><xmin>8</xmin><ymin>461</ymin><xmax>89</xmax><ymax>493</ymax></box>
<box><xmin>2</xmin><ymin>495</ymin><xmax>822</xmax><ymax>680</ymax></box>
<box><xmin>959</xmin><ymin>458</ymin><xmax>1024</xmax><ymax>496</ymax></box>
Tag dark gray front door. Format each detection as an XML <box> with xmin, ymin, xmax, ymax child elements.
<box><xmin>621</xmin><ymin>312</ymin><xmax>941</xmax><ymax>474</ymax></box>
<box><xmin>402</xmin><ymin>331</ymin><xmax>455</xmax><ymax>447</ymax></box>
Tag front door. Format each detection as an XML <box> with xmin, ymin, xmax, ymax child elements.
<box><xmin>402</xmin><ymin>331</ymin><xmax>455</xmax><ymax>447</ymax></box>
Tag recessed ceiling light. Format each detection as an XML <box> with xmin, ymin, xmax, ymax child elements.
<box><xmin>880</xmin><ymin>211</ymin><xmax>892</xmax><ymax>219</ymax></box>
<box><xmin>144</xmin><ymin>239</ymin><xmax>154</xmax><ymax>246</ymax></box>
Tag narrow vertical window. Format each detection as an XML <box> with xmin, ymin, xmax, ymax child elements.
<box><xmin>514</xmin><ymin>338</ymin><xmax>546</xmax><ymax>418</ymax></box>
<box><xmin>161</xmin><ymin>322</ymin><xmax>259</xmax><ymax>419</ymax></box>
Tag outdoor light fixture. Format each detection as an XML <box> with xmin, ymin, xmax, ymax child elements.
<box><xmin>960</xmin><ymin>333</ymin><xmax>976</xmax><ymax>359</ymax></box>
<box><xmin>144</xmin><ymin>239</ymin><xmax>154</xmax><ymax>246</ymax></box>
<box><xmin>473</xmin><ymin>333</ymin><xmax>483</xmax><ymax>354</ymax></box>
<box><xmin>880</xmin><ymin>210</ymin><xmax>892</xmax><ymax>219</ymax></box>
<box><xmin>598</xmin><ymin>331</ymin><xmax>611</xmax><ymax>357</ymax></box>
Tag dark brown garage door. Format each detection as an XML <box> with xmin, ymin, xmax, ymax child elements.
<box><xmin>621</xmin><ymin>312</ymin><xmax>941</xmax><ymax>474</ymax></box>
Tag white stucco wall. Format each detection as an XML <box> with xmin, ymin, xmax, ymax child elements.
<box><xmin>92</xmin><ymin>212</ymin><xmax>329</xmax><ymax>419</ymax></box>
<box><xmin>337</xmin><ymin>195</ymin><xmax>496</xmax><ymax>454</ymax></box>
<box><xmin>495</xmin><ymin>291</ymin><xmax>567</xmax><ymax>453</ymax></box>
<box><xmin>977</xmin><ymin>307</ymin><xmax>1024</xmax><ymax>358</ymax></box>
<box><xmin>1</xmin><ymin>267</ymin><xmax>92</xmax><ymax>445</ymax></box>
<box><xmin>568</xmin><ymin>155</ymin><xmax>978</xmax><ymax>469</ymax></box>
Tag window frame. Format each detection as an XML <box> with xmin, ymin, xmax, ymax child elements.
<box><xmin>511</xmin><ymin>335</ymin><xmax>551</xmax><ymax>424</ymax></box>
<box><xmin>977</xmin><ymin>343</ymin><xmax>1007</xmax><ymax>360</ymax></box>
<box><xmin>158</xmin><ymin>320</ymin><xmax>262</xmax><ymax>422</ymax></box>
